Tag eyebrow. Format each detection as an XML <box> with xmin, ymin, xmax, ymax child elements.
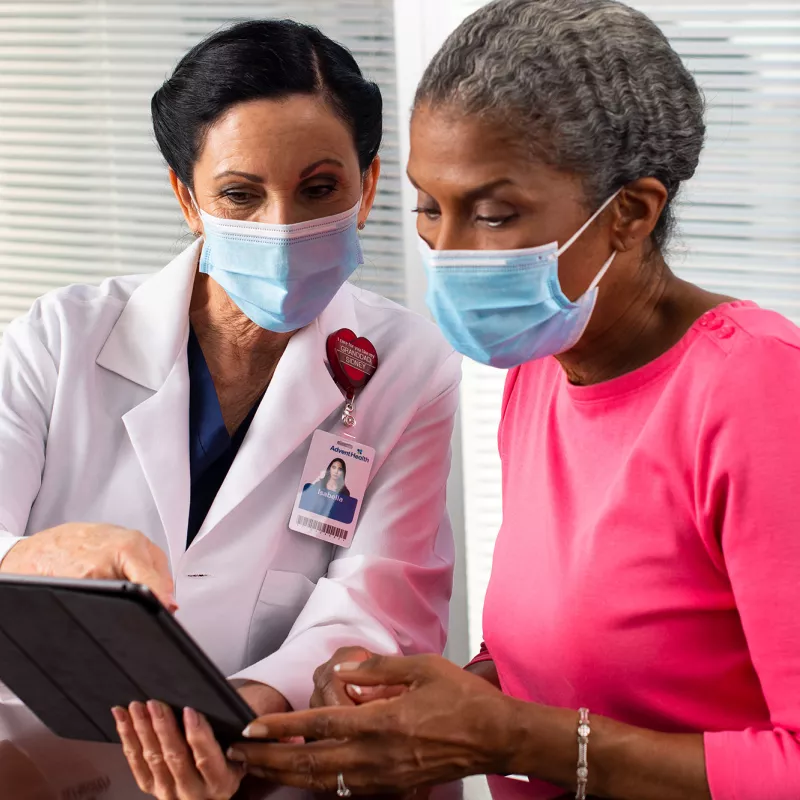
<box><xmin>213</xmin><ymin>159</ymin><xmax>345</xmax><ymax>183</ymax></box>
<box><xmin>214</xmin><ymin>170</ymin><xmax>264</xmax><ymax>183</ymax></box>
<box><xmin>406</xmin><ymin>172</ymin><xmax>516</xmax><ymax>200</ymax></box>
<box><xmin>299</xmin><ymin>158</ymin><xmax>346</xmax><ymax>178</ymax></box>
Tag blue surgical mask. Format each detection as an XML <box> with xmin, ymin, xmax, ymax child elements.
<box><xmin>420</xmin><ymin>192</ymin><xmax>619</xmax><ymax>368</ymax></box>
<box><xmin>196</xmin><ymin>201</ymin><xmax>363</xmax><ymax>333</ymax></box>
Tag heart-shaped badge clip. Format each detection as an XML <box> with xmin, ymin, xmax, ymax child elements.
<box><xmin>326</xmin><ymin>329</ymin><xmax>378</xmax><ymax>428</ymax></box>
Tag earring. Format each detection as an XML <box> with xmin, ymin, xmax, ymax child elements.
<box><xmin>358</xmin><ymin>221</ymin><xmax>366</xmax><ymax>231</ymax></box>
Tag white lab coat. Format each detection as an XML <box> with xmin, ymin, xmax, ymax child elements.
<box><xmin>0</xmin><ymin>240</ymin><xmax>460</xmax><ymax>798</ymax></box>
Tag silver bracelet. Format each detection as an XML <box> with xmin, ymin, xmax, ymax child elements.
<box><xmin>576</xmin><ymin>707</ymin><xmax>590</xmax><ymax>800</ymax></box>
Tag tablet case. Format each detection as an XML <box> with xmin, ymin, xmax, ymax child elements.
<box><xmin>0</xmin><ymin>575</ymin><xmax>255</xmax><ymax>748</ymax></box>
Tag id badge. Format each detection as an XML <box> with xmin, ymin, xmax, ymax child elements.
<box><xmin>289</xmin><ymin>430</ymin><xmax>375</xmax><ymax>548</ymax></box>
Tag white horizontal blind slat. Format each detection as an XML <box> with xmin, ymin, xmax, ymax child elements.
<box><xmin>633</xmin><ymin>0</ymin><xmax>800</xmax><ymax>317</ymax></box>
<box><xmin>454</xmin><ymin>0</ymin><xmax>800</xmax><ymax>653</ymax></box>
<box><xmin>0</xmin><ymin>0</ymin><xmax>403</xmax><ymax>330</ymax></box>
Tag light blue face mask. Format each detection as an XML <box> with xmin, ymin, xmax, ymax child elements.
<box><xmin>420</xmin><ymin>192</ymin><xmax>619</xmax><ymax>368</ymax></box>
<box><xmin>196</xmin><ymin>201</ymin><xmax>363</xmax><ymax>333</ymax></box>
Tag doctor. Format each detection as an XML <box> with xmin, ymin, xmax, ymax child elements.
<box><xmin>0</xmin><ymin>19</ymin><xmax>459</xmax><ymax>800</ymax></box>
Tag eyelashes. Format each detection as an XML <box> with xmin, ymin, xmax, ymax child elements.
<box><xmin>411</xmin><ymin>206</ymin><xmax>440</xmax><ymax>220</ymax></box>
<box><xmin>412</xmin><ymin>207</ymin><xmax>519</xmax><ymax>228</ymax></box>
<box><xmin>217</xmin><ymin>182</ymin><xmax>339</xmax><ymax>206</ymax></box>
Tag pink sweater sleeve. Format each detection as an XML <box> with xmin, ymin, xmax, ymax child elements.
<box><xmin>466</xmin><ymin>642</ymin><xmax>494</xmax><ymax>669</ymax></box>
<box><xmin>699</xmin><ymin>336</ymin><xmax>800</xmax><ymax>799</ymax></box>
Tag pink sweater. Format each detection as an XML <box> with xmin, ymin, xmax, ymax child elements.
<box><xmin>480</xmin><ymin>302</ymin><xmax>800</xmax><ymax>799</ymax></box>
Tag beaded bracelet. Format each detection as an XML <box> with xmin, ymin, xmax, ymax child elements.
<box><xmin>576</xmin><ymin>707</ymin><xmax>591</xmax><ymax>800</ymax></box>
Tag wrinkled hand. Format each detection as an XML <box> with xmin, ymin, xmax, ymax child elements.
<box><xmin>229</xmin><ymin>654</ymin><xmax>518</xmax><ymax>793</ymax></box>
<box><xmin>0</xmin><ymin>523</ymin><xmax>176</xmax><ymax>611</ymax></box>
<box><xmin>114</xmin><ymin>684</ymin><xmax>289</xmax><ymax>800</ymax></box>
<box><xmin>114</xmin><ymin>702</ymin><xmax>245</xmax><ymax>800</ymax></box>
<box><xmin>311</xmin><ymin>647</ymin><xmax>409</xmax><ymax>708</ymax></box>
<box><xmin>311</xmin><ymin>647</ymin><xmax>376</xmax><ymax>708</ymax></box>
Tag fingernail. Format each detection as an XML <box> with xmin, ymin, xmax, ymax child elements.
<box><xmin>242</xmin><ymin>722</ymin><xmax>269</xmax><ymax>739</ymax></box>
<box><xmin>347</xmin><ymin>684</ymin><xmax>363</xmax><ymax>696</ymax></box>
<box><xmin>147</xmin><ymin>700</ymin><xmax>164</xmax><ymax>720</ymax></box>
<box><xmin>227</xmin><ymin>747</ymin><xmax>245</xmax><ymax>762</ymax></box>
<box><xmin>111</xmin><ymin>707</ymin><xmax>126</xmax><ymax>724</ymax></box>
<box><xmin>129</xmin><ymin>702</ymin><xmax>146</xmax><ymax>722</ymax></box>
<box><xmin>184</xmin><ymin>707</ymin><xmax>199</xmax><ymax>730</ymax></box>
<box><xmin>333</xmin><ymin>661</ymin><xmax>362</xmax><ymax>673</ymax></box>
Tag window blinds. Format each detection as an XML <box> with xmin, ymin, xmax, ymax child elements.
<box><xmin>630</xmin><ymin>1</ymin><xmax>800</xmax><ymax>317</ymax></box>
<box><xmin>455</xmin><ymin>0</ymin><xmax>800</xmax><ymax>652</ymax></box>
<box><xmin>0</xmin><ymin>0</ymin><xmax>403</xmax><ymax>331</ymax></box>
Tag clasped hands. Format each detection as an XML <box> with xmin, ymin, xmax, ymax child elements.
<box><xmin>113</xmin><ymin>646</ymin><xmax>516</xmax><ymax>799</ymax></box>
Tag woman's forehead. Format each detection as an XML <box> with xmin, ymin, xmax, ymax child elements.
<box><xmin>408</xmin><ymin>106</ymin><xmax>550</xmax><ymax>195</ymax></box>
<box><xmin>198</xmin><ymin>96</ymin><xmax>359</xmax><ymax>176</ymax></box>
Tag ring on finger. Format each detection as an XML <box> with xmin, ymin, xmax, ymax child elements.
<box><xmin>337</xmin><ymin>772</ymin><xmax>352</xmax><ymax>798</ymax></box>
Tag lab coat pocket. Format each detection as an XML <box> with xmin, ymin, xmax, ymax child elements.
<box><xmin>246</xmin><ymin>570</ymin><xmax>317</xmax><ymax>665</ymax></box>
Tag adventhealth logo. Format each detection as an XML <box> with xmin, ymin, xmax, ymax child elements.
<box><xmin>330</xmin><ymin>445</ymin><xmax>370</xmax><ymax>463</ymax></box>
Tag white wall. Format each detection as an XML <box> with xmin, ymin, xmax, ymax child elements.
<box><xmin>392</xmin><ymin>0</ymin><xmax>505</xmax><ymax>659</ymax></box>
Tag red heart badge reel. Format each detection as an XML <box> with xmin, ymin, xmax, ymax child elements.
<box><xmin>326</xmin><ymin>329</ymin><xmax>379</xmax><ymax>428</ymax></box>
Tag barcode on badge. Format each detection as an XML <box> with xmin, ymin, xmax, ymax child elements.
<box><xmin>295</xmin><ymin>515</ymin><xmax>349</xmax><ymax>541</ymax></box>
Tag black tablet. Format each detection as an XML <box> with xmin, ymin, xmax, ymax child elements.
<box><xmin>0</xmin><ymin>575</ymin><xmax>255</xmax><ymax>748</ymax></box>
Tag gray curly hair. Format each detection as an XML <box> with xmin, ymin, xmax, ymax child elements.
<box><xmin>414</xmin><ymin>0</ymin><xmax>706</xmax><ymax>252</ymax></box>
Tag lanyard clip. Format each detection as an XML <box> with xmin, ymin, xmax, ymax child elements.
<box><xmin>342</xmin><ymin>390</ymin><xmax>357</xmax><ymax>428</ymax></box>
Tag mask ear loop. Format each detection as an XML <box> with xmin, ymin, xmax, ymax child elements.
<box><xmin>586</xmin><ymin>250</ymin><xmax>617</xmax><ymax>293</ymax></box>
<box><xmin>187</xmin><ymin>190</ymin><xmax>204</xmax><ymax>237</ymax></box>
<box><xmin>556</xmin><ymin>190</ymin><xmax>621</xmax><ymax>257</ymax></box>
<box><xmin>557</xmin><ymin>189</ymin><xmax>621</xmax><ymax>296</ymax></box>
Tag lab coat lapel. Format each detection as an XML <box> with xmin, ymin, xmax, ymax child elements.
<box><xmin>121</xmin><ymin>353</ymin><xmax>190</xmax><ymax>569</ymax></box>
<box><xmin>192</xmin><ymin>285</ymin><xmax>357</xmax><ymax>544</ymax></box>
<box><xmin>97</xmin><ymin>242</ymin><xmax>199</xmax><ymax>568</ymax></box>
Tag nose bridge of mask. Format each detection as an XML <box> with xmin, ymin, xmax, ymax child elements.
<box><xmin>198</xmin><ymin>205</ymin><xmax>362</xmax><ymax>249</ymax></box>
<box><xmin>418</xmin><ymin>235</ymin><xmax>558</xmax><ymax>268</ymax></box>
<box><xmin>188</xmin><ymin>190</ymin><xmax>361</xmax><ymax>235</ymax></box>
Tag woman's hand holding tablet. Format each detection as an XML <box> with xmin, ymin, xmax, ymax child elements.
<box><xmin>0</xmin><ymin>524</ymin><xmax>177</xmax><ymax>612</ymax></box>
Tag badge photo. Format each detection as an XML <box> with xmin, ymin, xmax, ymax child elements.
<box><xmin>289</xmin><ymin>430</ymin><xmax>375</xmax><ymax>548</ymax></box>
